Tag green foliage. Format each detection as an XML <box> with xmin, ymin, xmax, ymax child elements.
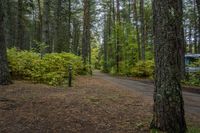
<box><xmin>131</xmin><ymin>60</ymin><xmax>154</xmax><ymax>78</ymax></box>
<box><xmin>187</xmin><ymin>127</ymin><xmax>200</xmax><ymax>133</ymax></box>
<box><xmin>31</xmin><ymin>41</ymin><xmax>49</xmax><ymax>57</ymax></box>
<box><xmin>183</xmin><ymin>73</ymin><xmax>200</xmax><ymax>86</ymax></box>
<box><xmin>193</xmin><ymin>59</ymin><xmax>200</xmax><ymax>67</ymax></box>
<box><xmin>186</xmin><ymin>59</ymin><xmax>200</xmax><ymax>67</ymax></box>
<box><xmin>91</xmin><ymin>47</ymin><xmax>101</xmax><ymax>69</ymax></box>
<box><xmin>183</xmin><ymin>60</ymin><xmax>200</xmax><ymax>87</ymax></box>
<box><xmin>150</xmin><ymin>129</ymin><xmax>159</xmax><ymax>133</ymax></box>
<box><xmin>7</xmin><ymin>48</ymin><xmax>85</xmax><ymax>86</ymax></box>
<box><xmin>151</xmin><ymin>127</ymin><xmax>200</xmax><ymax>133</ymax></box>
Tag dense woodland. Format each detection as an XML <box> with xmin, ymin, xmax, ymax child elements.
<box><xmin>0</xmin><ymin>0</ymin><xmax>200</xmax><ymax>63</ymax></box>
<box><xmin>0</xmin><ymin>0</ymin><xmax>199</xmax><ymax>77</ymax></box>
<box><xmin>0</xmin><ymin>0</ymin><xmax>200</xmax><ymax>132</ymax></box>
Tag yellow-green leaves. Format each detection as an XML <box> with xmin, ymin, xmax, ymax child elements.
<box><xmin>7</xmin><ymin>48</ymin><xmax>85</xmax><ymax>86</ymax></box>
<box><xmin>131</xmin><ymin>60</ymin><xmax>154</xmax><ymax>78</ymax></box>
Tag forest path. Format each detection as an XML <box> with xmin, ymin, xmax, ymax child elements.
<box><xmin>93</xmin><ymin>70</ymin><xmax>200</xmax><ymax>121</ymax></box>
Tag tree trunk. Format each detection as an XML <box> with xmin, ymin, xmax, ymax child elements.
<box><xmin>128</xmin><ymin>0</ymin><xmax>131</xmax><ymax>23</ymax></box>
<box><xmin>16</xmin><ymin>0</ymin><xmax>24</xmax><ymax>50</ymax></box>
<box><xmin>0</xmin><ymin>0</ymin><xmax>12</xmax><ymax>85</ymax></box>
<box><xmin>108</xmin><ymin>0</ymin><xmax>112</xmax><ymax>40</ymax></box>
<box><xmin>108</xmin><ymin>0</ymin><xmax>113</xmax><ymax>64</ymax></box>
<box><xmin>116</xmin><ymin>0</ymin><xmax>120</xmax><ymax>73</ymax></box>
<box><xmin>72</xmin><ymin>19</ymin><xmax>80</xmax><ymax>55</ymax></box>
<box><xmin>151</xmin><ymin>0</ymin><xmax>187</xmax><ymax>132</ymax></box>
<box><xmin>196</xmin><ymin>0</ymin><xmax>200</xmax><ymax>53</ymax></box>
<box><xmin>4</xmin><ymin>0</ymin><xmax>11</xmax><ymax>48</ymax></box>
<box><xmin>194</xmin><ymin>0</ymin><xmax>198</xmax><ymax>54</ymax></box>
<box><xmin>42</xmin><ymin>0</ymin><xmax>50</xmax><ymax>53</ymax></box>
<box><xmin>82</xmin><ymin>0</ymin><xmax>91</xmax><ymax>64</ymax></box>
<box><xmin>37</xmin><ymin>0</ymin><xmax>42</xmax><ymax>42</ymax></box>
<box><xmin>67</xmin><ymin>0</ymin><xmax>71</xmax><ymax>52</ymax></box>
<box><xmin>112</xmin><ymin>0</ymin><xmax>117</xmax><ymax>67</ymax></box>
<box><xmin>55</xmin><ymin>0</ymin><xmax>62</xmax><ymax>53</ymax></box>
<box><xmin>179</xmin><ymin>0</ymin><xmax>186</xmax><ymax>80</ymax></box>
<box><xmin>103</xmin><ymin>15</ymin><xmax>108</xmax><ymax>72</ymax></box>
<box><xmin>189</xmin><ymin>26</ymin><xmax>192</xmax><ymax>53</ymax></box>
<box><xmin>6</xmin><ymin>0</ymin><xmax>16</xmax><ymax>48</ymax></box>
<box><xmin>140</xmin><ymin>0</ymin><xmax>145</xmax><ymax>61</ymax></box>
<box><xmin>133</xmin><ymin>0</ymin><xmax>141</xmax><ymax>60</ymax></box>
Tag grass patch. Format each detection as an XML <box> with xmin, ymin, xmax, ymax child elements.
<box><xmin>151</xmin><ymin>127</ymin><xmax>200</xmax><ymax>133</ymax></box>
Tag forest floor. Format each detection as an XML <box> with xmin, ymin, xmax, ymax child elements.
<box><xmin>0</xmin><ymin>72</ymin><xmax>200</xmax><ymax>133</ymax></box>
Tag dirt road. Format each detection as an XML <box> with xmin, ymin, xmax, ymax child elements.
<box><xmin>93</xmin><ymin>70</ymin><xmax>200</xmax><ymax>120</ymax></box>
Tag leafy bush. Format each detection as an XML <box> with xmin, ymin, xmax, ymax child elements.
<box><xmin>183</xmin><ymin>72</ymin><xmax>200</xmax><ymax>86</ymax></box>
<box><xmin>183</xmin><ymin>72</ymin><xmax>200</xmax><ymax>87</ymax></box>
<box><xmin>7</xmin><ymin>48</ymin><xmax>85</xmax><ymax>86</ymax></box>
<box><xmin>130</xmin><ymin>60</ymin><xmax>154</xmax><ymax>78</ymax></box>
<box><xmin>91</xmin><ymin>47</ymin><xmax>101</xmax><ymax>69</ymax></box>
<box><xmin>183</xmin><ymin>59</ymin><xmax>200</xmax><ymax>87</ymax></box>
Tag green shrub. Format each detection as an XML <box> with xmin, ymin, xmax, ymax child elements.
<box><xmin>183</xmin><ymin>73</ymin><xmax>200</xmax><ymax>87</ymax></box>
<box><xmin>7</xmin><ymin>48</ymin><xmax>85</xmax><ymax>86</ymax></box>
<box><xmin>187</xmin><ymin>127</ymin><xmax>200</xmax><ymax>133</ymax></box>
<box><xmin>183</xmin><ymin>59</ymin><xmax>200</xmax><ymax>87</ymax></box>
<box><xmin>130</xmin><ymin>60</ymin><xmax>154</xmax><ymax>78</ymax></box>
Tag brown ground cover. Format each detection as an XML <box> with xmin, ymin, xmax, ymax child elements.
<box><xmin>0</xmin><ymin>76</ymin><xmax>199</xmax><ymax>133</ymax></box>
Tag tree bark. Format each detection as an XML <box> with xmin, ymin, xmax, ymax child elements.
<box><xmin>72</xmin><ymin>19</ymin><xmax>80</xmax><ymax>55</ymax></box>
<box><xmin>55</xmin><ymin>0</ymin><xmax>62</xmax><ymax>53</ymax></box>
<box><xmin>128</xmin><ymin>0</ymin><xmax>131</xmax><ymax>23</ymax></box>
<box><xmin>6</xmin><ymin>0</ymin><xmax>16</xmax><ymax>48</ymax></box>
<box><xmin>188</xmin><ymin>26</ymin><xmax>193</xmax><ymax>53</ymax></box>
<box><xmin>16</xmin><ymin>0</ymin><xmax>24</xmax><ymax>50</ymax></box>
<box><xmin>140</xmin><ymin>0</ymin><xmax>145</xmax><ymax>61</ymax></box>
<box><xmin>0</xmin><ymin>0</ymin><xmax>12</xmax><ymax>85</ymax></box>
<box><xmin>196</xmin><ymin>0</ymin><xmax>200</xmax><ymax>53</ymax></box>
<box><xmin>133</xmin><ymin>0</ymin><xmax>141</xmax><ymax>60</ymax></box>
<box><xmin>42</xmin><ymin>0</ymin><xmax>50</xmax><ymax>53</ymax></box>
<box><xmin>112</xmin><ymin>0</ymin><xmax>117</xmax><ymax>67</ymax></box>
<box><xmin>151</xmin><ymin>0</ymin><xmax>187</xmax><ymax>132</ymax></box>
<box><xmin>37</xmin><ymin>0</ymin><xmax>42</xmax><ymax>42</ymax></box>
<box><xmin>194</xmin><ymin>0</ymin><xmax>198</xmax><ymax>54</ymax></box>
<box><xmin>103</xmin><ymin>15</ymin><xmax>108</xmax><ymax>72</ymax></box>
<box><xmin>67</xmin><ymin>0</ymin><xmax>71</xmax><ymax>52</ymax></box>
<box><xmin>116</xmin><ymin>0</ymin><xmax>120</xmax><ymax>72</ymax></box>
<box><xmin>4</xmin><ymin>0</ymin><xmax>11</xmax><ymax>48</ymax></box>
<box><xmin>82</xmin><ymin>0</ymin><xmax>91</xmax><ymax>64</ymax></box>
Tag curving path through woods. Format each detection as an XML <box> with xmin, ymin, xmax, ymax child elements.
<box><xmin>93</xmin><ymin>70</ymin><xmax>200</xmax><ymax>120</ymax></box>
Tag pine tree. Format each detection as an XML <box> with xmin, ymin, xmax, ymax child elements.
<box><xmin>151</xmin><ymin>0</ymin><xmax>187</xmax><ymax>132</ymax></box>
<box><xmin>0</xmin><ymin>0</ymin><xmax>12</xmax><ymax>85</ymax></box>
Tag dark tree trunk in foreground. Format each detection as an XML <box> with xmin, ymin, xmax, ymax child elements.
<box><xmin>0</xmin><ymin>0</ymin><xmax>12</xmax><ymax>85</ymax></box>
<box><xmin>151</xmin><ymin>0</ymin><xmax>187</xmax><ymax>132</ymax></box>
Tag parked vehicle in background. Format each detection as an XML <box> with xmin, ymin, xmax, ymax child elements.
<box><xmin>185</xmin><ymin>54</ymin><xmax>200</xmax><ymax>73</ymax></box>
